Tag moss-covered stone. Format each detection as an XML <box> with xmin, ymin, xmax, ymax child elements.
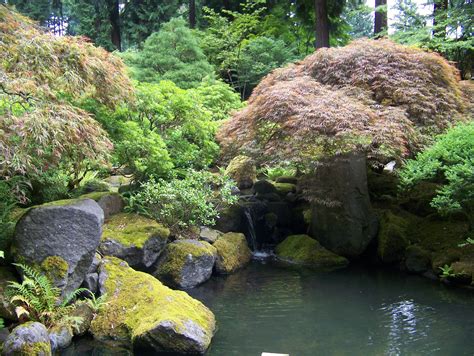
<box><xmin>80</xmin><ymin>191</ymin><xmax>113</xmax><ymax>201</ymax></box>
<box><xmin>101</xmin><ymin>213</ymin><xmax>169</xmax><ymax>249</ymax></box>
<box><xmin>224</xmin><ymin>155</ymin><xmax>257</xmax><ymax>189</ymax></box>
<box><xmin>377</xmin><ymin>210</ymin><xmax>409</xmax><ymax>263</ymax></box>
<box><xmin>91</xmin><ymin>257</ymin><xmax>215</xmax><ymax>353</ymax></box>
<box><xmin>213</xmin><ymin>233</ymin><xmax>252</xmax><ymax>274</ymax></box>
<box><xmin>272</xmin><ymin>182</ymin><xmax>296</xmax><ymax>196</ymax></box>
<box><xmin>275</xmin><ymin>234</ymin><xmax>349</xmax><ymax>268</ymax></box>
<box><xmin>2</xmin><ymin>322</ymin><xmax>52</xmax><ymax>356</ymax></box>
<box><xmin>100</xmin><ymin>213</ymin><xmax>169</xmax><ymax>269</ymax></box>
<box><xmin>155</xmin><ymin>240</ymin><xmax>217</xmax><ymax>289</ymax></box>
<box><xmin>40</xmin><ymin>256</ymin><xmax>69</xmax><ymax>286</ymax></box>
<box><xmin>404</xmin><ymin>245</ymin><xmax>431</xmax><ymax>273</ymax></box>
<box><xmin>80</xmin><ymin>192</ymin><xmax>124</xmax><ymax>219</ymax></box>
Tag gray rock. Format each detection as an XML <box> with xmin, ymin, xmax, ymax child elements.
<box><xmin>49</xmin><ymin>325</ymin><xmax>73</xmax><ymax>350</ymax></box>
<box><xmin>155</xmin><ymin>240</ymin><xmax>217</xmax><ymax>289</ymax></box>
<box><xmin>214</xmin><ymin>205</ymin><xmax>243</xmax><ymax>233</ymax></box>
<box><xmin>82</xmin><ymin>273</ymin><xmax>99</xmax><ymax>294</ymax></box>
<box><xmin>2</xmin><ymin>322</ymin><xmax>52</xmax><ymax>356</ymax></box>
<box><xmin>199</xmin><ymin>227</ymin><xmax>223</xmax><ymax>244</ymax></box>
<box><xmin>87</xmin><ymin>253</ymin><xmax>102</xmax><ymax>274</ymax></box>
<box><xmin>405</xmin><ymin>245</ymin><xmax>431</xmax><ymax>273</ymax></box>
<box><xmin>12</xmin><ymin>199</ymin><xmax>103</xmax><ymax>297</ymax></box>
<box><xmin>69</xmin><ymin>302</ymin><xmax>95</xmax><ymax>336</ymax></box>
<box><xmin>309</xmin><ymin>153</ymin><xmax>378</xmax><ymax>258</ymax></box>
<box><xmin>80</xmin><ymin>192</ymin><xmax>124</xmax><ymax>220</ymax></box>
<box><xmin>99</xmin><ymin>213</ymin><xmax>169</xmax><ymax>270</ymax></box>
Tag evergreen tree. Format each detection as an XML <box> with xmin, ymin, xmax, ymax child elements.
<box><xmin>342</xmin><ymin>0</ymin><xmax>373</xmax><ymax>39</ymax></box>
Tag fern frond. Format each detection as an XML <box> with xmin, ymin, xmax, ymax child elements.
<box><xmin>61</xmin><ymin>288</ymin><xmax>89</xmax><ymax>307</ymax></box>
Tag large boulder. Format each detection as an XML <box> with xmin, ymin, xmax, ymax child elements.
<box><xmin>12</xmin><ymin>199</ymin><xmax>103</xmax><ymax>297</ymax></box>
<box><xmin>214</xmin><ymin>205</ymin><xmax>243</xmax><ymax>233</ymax></box>
<box><xmin>309</xmin><ymin>153</ymin><xmax>378</xmax><ymax>258</ymax></box>
<box><xmin>376</xmin><ymin>211</ymin><xmax>409</xmax><ymax>264</ymax></box>
<box><xmin>275</xmin><ymin>234</ymin><xmax>349</xmax><ymax>268</ymax></box>
<box><xmin>2</xmin><ymin>322</ymin><xmax>51</xmax><ymax>356</ymax></box>
<box><xmin>213</xmin><ymin>233</ymin><xmax>252</xmax><ymax>274</ymax></box>
<box><xmin>99</xmin><ymin>213</ymin><xmax>169</xmax><ymax>270</ymax></box>
<box><xmin>224</xmin><ymin>155</ymin><xmax>256</xmax><ymax>189</ymax></box>
<box><xmin>48</xmin><ymin>325</ymin><xmax>73</xmax><ymax>351</ymax></box>
<box><xmin>199</xmin><ymin>227</ymin><xmax>223</xmax><ymax>244</ymax></box>
<box><xmin>80</xmin><ymin>192</ymin><xmax>124</xmax><ymax>219</ymax></box>
<box><xmin>154</xmin><ymin>240</ymin><xmax>217</xmax><ymax>289</ymax></box>
<box><xmin>91</xmin><ymin>257</ymin><xmax>215</xmax><ymax>354</ymax></box>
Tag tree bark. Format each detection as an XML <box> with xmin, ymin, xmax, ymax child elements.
<box><xmin>109</xmin><ymin>0</ymin><xmax>121</xmax><ymax>51</ymax></box>
<box><xmin>374</xmin><ymin>0</ymin><xmax>387</xmax><ymax>36</ymax></box>
<box><xmin>189</xmin><ymin>0</ymin><xmax>196</xmax><ymax>28</ymax></box>
<box><xmin>314</xmin><ymin>0</ymin><xmax>329</xmax><ymax>48</ymax></box>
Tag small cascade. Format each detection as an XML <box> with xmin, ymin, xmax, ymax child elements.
<box><xmin>243</xmin><ymin>207</ymin><xmax>258</xmax><ymax>250</ymax></box>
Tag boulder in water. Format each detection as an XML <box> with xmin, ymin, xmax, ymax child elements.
<box><xmin>2</xmin><ymin>322</ymin><xmax>51</xmax><ymax>356</ymax></box>
<box><xmin>154</xmin><ymin>239</ymin><xmax>217</xmax><ymax>289</ymax></box>
<box><xmin>12</xmin><ymin>198</ymin><xmax>103</xmax><ymax>297</ymax></box>
<box><xmin>214</xmin><ymin>233</ymin><xmax>252</xmax><ymax>274</ymax></box>
<box><xmin>275</xmin><ymin>234</ymin><xmax>349</xmax><ymax>268</ymax></box>
<box><xmin>91</xmin><ymin>257</ymin><xmax>215</xmax><ymax>354</ymax></box>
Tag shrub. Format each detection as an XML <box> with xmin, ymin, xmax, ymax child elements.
<box><xmin>126</xmin><ymin>170</ymin><xmax>237</xmax><ymax>233</ymax></box>
<box><xmin>121</xmin><ymin>18</ymin><xmax>214</xmax><ymax>89</ymax></box>
<box><xmin>261</xmin><ymin>164</ymin><xmax>297</xmax><ymax>181</ymax></box>
<box><xmin>399</xmin><ymin>122</ymin><xmax>474</xmax><ymax>225</ymax></box>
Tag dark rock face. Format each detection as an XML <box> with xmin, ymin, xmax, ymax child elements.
<box><xmin>0</xmin><ymin>267</ymin><xmax>18</xmax><ymax>321</ymax></box>
<box><xmin>13</xmin><ymin>199</ymin><xmax>103</xmax><ymax>297</ymax></box>
<box><xmin>253</xmin><ymin>180</ymin><xmax>277</xmax><ymax>195</ymax></box>
<box><xmin>309</xmin><ymin>154</ymin><xmax>378</xmax><ymax>258</ymax></box>
<box><xmin>2</xmin><ymin>322</ymin><xmax>52</xmax><ymax>356</ymax></box>
<box><xmin>69</xmin><ymin>302</ymin><xmax>95</xmax><ymax>337</ymax></box>
<box><xmin>404</xmin><ymin>245</ymin><xmax>431</xmax><ymax>273</ymax></box>
<box><xmin>214</xmin><ymin>205</ymin><xmax>243</xmax><ymax>233</ymax></box>
<box><xmin>154</xmin><ymin>240</ymin><xmax>217</xmax><ymax>289</ymax></box>
<box><xmin>80</xmin><ymin>192</ymin><xmax>124</xmax><ymax>220</ymax></box>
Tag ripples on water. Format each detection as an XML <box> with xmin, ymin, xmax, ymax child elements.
<box><xmin>61</xmin><ymin>259</ymin><xmax>474</xmax><ymax>356</ymax></box>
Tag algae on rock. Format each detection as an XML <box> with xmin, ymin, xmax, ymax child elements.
<box><xmin>91</xmin><ymin>257</ymin><xmax>215</xmax><ymax>354</ymax></box>
<box><xmin>155</xmin><ymin>239</ymin><xmax>217</xmax><ymax>289</ymax></box>
<box><xmin>99</xmin><ymin>213</ymin><xmax>169</xmax><ymax>269</ymax></box>
<box><xmin>213</xmin><ymin>232</ymin><xmax>252</xmax><ymax>274</ymax></box>
<box><xmin>275</xmin><ymin>234</ymin><xmax>349</xmax><ymax>268</ymax></box>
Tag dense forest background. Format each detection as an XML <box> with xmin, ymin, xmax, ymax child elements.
<box><xmin>4</xmin><ymin>0</ymin><xmax>473</xmax><ymax>95</ymax></box>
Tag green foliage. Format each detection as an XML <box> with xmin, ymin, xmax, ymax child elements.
<box><xmin>399</xmin><ymin>122</ymin><xmax>474</xmax><ymax>218</ymax></box>
<box><xmin>439</xmin><ymin>264</ymin><xmax>457</xmax><ymax>278</ymax></box>
<box><xmin>189</xmin><ymin>77</ymin><xmax>243</xmax><ymax>121</ymax></box>
<box><xmin>6</xmin><ymin>263</ymin><xmax>89</xmax><ymax>328</ymax></box>
<box><xmin>342</xmin><ymin>0</ymin><xmax>373</xmax><ymax>39</ymax></box>
<box><xmin>126</xmin><ymin>170</ymin><xmax>238</xmax><ymax>232</ymax></box>
<box><xmin>261</xmin><ymin>165</ymin><xmax>297</xmax><ymax>181</ymax></box>
<box><xmin>122</xmin><ymin>18</ymin><xmax>214</xmax><ymax>89</ymax></box>
<box><xmin>84</xmin><ymin>291</ymin><xmax>108</xmax><ymax>313</ymax></box>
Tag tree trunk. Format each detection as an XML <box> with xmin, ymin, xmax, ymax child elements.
<box><xmin>374</xmin><ymin>0</ymin><xmax>387</xmax><ymax>36</ymax></box>
<box><xmin>189</xmin><ymin>0</ymin><xmax>196</xmax><ymax>28</ymax></box>
<box><xmin>314</xmin><ymin>0</ymin><xmax>329</xmax><ymax>48</ymax></box>
<box><xmin>110</xmin><ymin>0</ymin><xmax>121</xmax><ymax>51</ymax></box>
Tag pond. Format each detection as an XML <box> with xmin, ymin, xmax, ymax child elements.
<box><xmin>61</xmin><ymin>258</ymin><xmax>474</xmax><ymax>356</ymax></box>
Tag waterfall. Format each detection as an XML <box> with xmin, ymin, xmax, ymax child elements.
<box><xmin>243</xmin><ymin>207</ymin><xmax>258</xmax><ymax>251</ymax></box>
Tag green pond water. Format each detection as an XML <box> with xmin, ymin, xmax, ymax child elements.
<box><xmin>61</xmin><ymin>258</ymin><xmax>474</xmax><ymax>356</ymax></box>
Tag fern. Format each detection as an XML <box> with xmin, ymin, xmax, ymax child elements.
<box><xmin>6</xmin><ymin>263</ymin><xmax>90</xmax><ymax>328</ymax></box>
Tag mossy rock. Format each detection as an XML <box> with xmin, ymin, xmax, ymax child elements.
<box><xmin>224</xmin><ymin>155</ymin><xmax>257</xmax><ymax>189</ymax></box>
<box><xmin>276</xmin><ymin>176</ymin><xmax>298</xmax><ymax>185</ymax></box>
<box><xmin>2</xmin><ymin>322</ymin><xmax>52</xmax><ymax>356</ymax></box>
<box><xmin>99</xmin><ymin>213</ymin><xmax>169</xmax><ymax>270</ymax></box>
<box><xmin>214</xmin><ymin>205</ymin><xmax>243</xmax><ymax>233</ymax></box>
<box><xmin>80</xmin><ymin>192</ymin><xmax>124</xmax><ymax>219</ymax></box>
<box><xmin>253</xmin><ymin>180</ymin><xmax>277</xmax><ymax>195</ymax></box>
<box><xmin>450</xmin><ymin>261</ymin><xmax>474</xmax><ymax>285</ymax></box>
<box><xmin>213</xmin><ymin>233</ymin><xmax>252</xmax><ymax>274</ymax></box>
<box><xmin>91</xmin><ymin>257</ymin><xmax>215</xmax><ymax>354</ymax></box>
<box><xmin>154</xmin><ymin>240</ymin><xmax>217</xmax><ymax>289</ymax></box>
<box><xmin>275</xmin><ymin>234</ymin><xmax>349</xmax><ymax>268</ymax></box>
<box><xmin>272</xmin><ymin>182</ymin><xmax>296</xmax><ymax>196</ymax></box>
<box><xmin>377</xmin><ymin>210</ymin><xmax>409</xmax><ymax>264</ymax></box>
<box><xmin>40</xmin><ymin>256</ymin><xmax>69</xmax><ymax>289</ymax></box>
<box><xmin>400</xmin><ymin>181</ymin><xmax>441</xmax><ymax>217</ymax></box>
<box><xmin>404</xmin><ymin>245</ymin><xmax>431</xmax><ymax>273</ymax></box>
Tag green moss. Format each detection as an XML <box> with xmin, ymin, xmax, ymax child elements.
<box><xmin>213</xmin><ymin>233</ymin><xmax>252</xmax><ymax>274</ymax></box>
<box><xmin>102</xmin><ymin>213</ymin><xmax>170</xmax><ymax>248</ymax></box>
<box><xmin>224</xmin><ymin>155</ymin><xmax>256</xmax><ymax>187</ymax></box>
<box><xmin>303</xmin><ymin>209</ymin><xmax>312</xmax><ymax>225</ymax></box>
<box><xmin>40</xmin><ymin>198</ymin><xmax>86</xmax><ymax>208</ymax></box>
<box><xmin>80</xmin><ymin>191</ymin><xmax>120</xmax><ymax>202</ymax></box>
<box><xmin>40</xmin><ymin>256</ymin><xmax>69</xmax><ymax>283</ymax></box>
<box><xmin>21</xmin><ymin>341</ymin><xmax>51</xmax><ymax>355</ymax></box>
<box><xmin>156</xmin><ymin>240</ymin><xmax>216</xmax><ymax>281</ymax></box>
<box><xmin>91</xmin><ymin>257</ymin><xmax>215</xmax><ymax>351</ymax></box>
<box><xmin>377</xmin><ymin>210</ymin><xmax>409</xmax><ymax>263</ymax></box>
<box><xmin>275</xmin><ymin>234</ymin><xmax>349</xmax><ymax>268</ymax></box>
<box><xmin>272</xmin><ymin>182</ymin><xmax>296</xmax><ymax>195</ymax></box>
